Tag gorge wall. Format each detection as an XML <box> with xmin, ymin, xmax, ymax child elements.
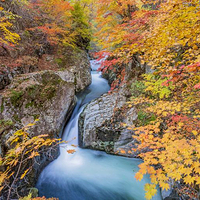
<box><xmin>79</xmin><ymin>55</ymin><xmax>145</xmax><ymax>157</ymax></box>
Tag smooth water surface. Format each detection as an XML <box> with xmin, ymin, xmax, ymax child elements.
<box><xmin>36</xmin><ymin>60</ymin><xmax>162</xmax><ymax>200</ymax></box>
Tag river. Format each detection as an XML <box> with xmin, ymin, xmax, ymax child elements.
<box><xmin>36</xmin><ymin>60</ymin><xmax>162</xmax><ymax>200</ymax></box>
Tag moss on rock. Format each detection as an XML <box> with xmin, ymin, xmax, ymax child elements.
<box><xmin>10</xmin><ymin>90</ymin><xmax>24</xmax><ymax>107</ymax></box>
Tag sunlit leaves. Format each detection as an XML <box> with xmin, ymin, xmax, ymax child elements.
<box><xmin>141</xmin><ymin>0</ymin><xmax>200</xmax><ymax>68</ymax></box>
<box><xmin>131</xmin><ymin>97</ymin><xmax>200</xmax><ymax>199</ymax></box>
<box><xmin>142</xmin><ymin>74</ymin><xmax>174</xmax><ymax>99</ymax></box>
<box><xmin>27</xmin><ymin>0</ymin><xmax>91</xmax><ymax>49</ymax></box>
<box><xmin>123</xmin><ymin>55</ymin><xmax>199</xmax><ymax>200</ymax></box>
<box><xmin>20</xmin><ymin>168</ymin><xmax>29</xmax><ymax>179</ymax></box>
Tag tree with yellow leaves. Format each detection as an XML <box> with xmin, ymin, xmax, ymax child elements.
<box><xmin>0</xmin><ymin>7</ymin><xmax>20</xmax><ymax>45</ymax></box>
<box><xmin>0</xmin><ymin>122</ymin><xmax>61</xmax><ymax>199</ymax></box>
<box><xmin>94</xmin><ymin>0</ymin><xmax>200</xmax><ymax>199</ymax></box>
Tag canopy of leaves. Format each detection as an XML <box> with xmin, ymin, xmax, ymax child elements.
<box><xmin>0</xmin><ymin>0</ymin><xmax>92</xmax><ymax>50</ymax></box>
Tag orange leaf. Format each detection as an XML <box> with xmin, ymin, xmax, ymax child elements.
<box><xmin>67</xmin><ymin>149</ymin><xmax>76</xmax><ymax>154</ymax></box>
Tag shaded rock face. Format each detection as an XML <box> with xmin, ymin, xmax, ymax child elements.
<box><xmin>57</xmin><ymin>49</ymin><xmax>92</xmax><ymax>92</ymax></box>
<box><xmin>79</xmin><ymin>91</ymin><xmax>138</xmax><ymax>157</ymax></box>
<box><xmin>73</xmin><ymin>51</ymin><xmax>91</xmax><ymax>92</ymax></box>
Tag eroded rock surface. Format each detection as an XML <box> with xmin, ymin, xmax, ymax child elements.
<box><xmin>0</xmin><ymin>70</ymin><xmax>76</xmax><ymax>136</ymax></box>
<box><xmin>79</xmin><ymin>91</ymin><xmax>138</xmax><ymax>157</ymax></box>
<box><xmin>79</xmin><ymin>55</ymin><xmax>144</xmax><ymax>157</ymax></box>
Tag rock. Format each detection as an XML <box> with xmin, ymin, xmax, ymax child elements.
<box><xmin>79</xmin><ymin>90</ymin><xmax>138</xmax><ymax>157</ymax></box>
<box><xmin>0</xmin><ymin>69</ymin><xmax>11</xmax><ymax>90</ymax></box>
<box><xmin>0</xmin><ymin>70</ymin><xmax>76</xmax><ymax>137</ymax></box>
<box><xmin>21</xmin><ymin>115</ymin><xmax>35</xmax><ymax>126</ymax></box>
<box><xmin>67</xmin><ymin>50</ymin><xmax>91</xmax><ymax>92</ymax></box>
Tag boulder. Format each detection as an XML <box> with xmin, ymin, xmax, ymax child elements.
<box><xmin>0</xmin><ymin>70</ymin><xmax>76</xmax><ymax>138</ymax></box>
<box><xmin>79</xmin><ymin>91</ymin><xmax>138</xmax><ymax>157</ymax></box>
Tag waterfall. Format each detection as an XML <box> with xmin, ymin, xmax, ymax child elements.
<box><xmin>36</xmin><ymin>60</ymin><xmax>162</xmax><ymax>200</ymax></box>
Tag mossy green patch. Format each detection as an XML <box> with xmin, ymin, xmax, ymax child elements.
<box><xmin>13</xmin><ymin>114</ymin><xmax>20</xmax><ymax>122</ymax></box>
<box><xmin>25</xmin><ymin>101</ymin><xmax>35</xmax><ymax>108</ymax></box>
<box><xmin>131</xmin><ymin>81</ymin><xmax>146</xmax><ymax>98</ymax></box>
<box><xmin>24</xmin><ymin>73</ymin><xmax>63</xmax><ymax>108</ymax></box>
<box><xmin>41</xmin><ymin>72</ymin><xmax>62</xmax><ymax>86</ymax></box>
<box><xmin>0</xmin><ymin>120</ymin><xmax>13</xmax><ymax>133</ymax></box>
<box><xmin>10</xmin><ymin>90</ymin><xmax>24</xmax><ymax>107</ymax></box>
<box><xmin>42</xmin><ymin>86</ymin><xmax>56</xmax><ymax>100</ymax></box>
<box><xmin>1</xmin><ymin>99</ymin><xmax>4</xmax><ymax>113</ymax></box>
<box><xmin>26</xmin><ymin>84</ymin><xmax>57</xmax><ymax>106</ymax></box>
<box><xmin>54</xmin><ymin>58</ymin><xmax>63</xmax><ymax>67</ymax></box>
<box><xmin>136</xmin><ymin>110</ymin><xmax>156</xmax><ymax>126</ymax></box>
<box><xmin>6</xmin><ymin>72</ymin><xmax>64</xmax><ymax>111</ymax></box>
<box><xmin>0</xmin><ymin>119</ymin><xmax>13</xmax><ymax>127</ymax></box>
<box><xmin>23</xmin><ymin>30</ymin><xmax>31</xmax><ymax>38</ymax></box>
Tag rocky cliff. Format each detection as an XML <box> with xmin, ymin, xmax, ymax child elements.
<box><xmin>79</xmin><ymin>55</ymin><xmax>144</xmax><ymax>157</ymax></box>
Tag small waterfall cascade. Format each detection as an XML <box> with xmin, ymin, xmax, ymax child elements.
<box><xmin>36</xmin><ymin>60</ymin><xmax>162</xmax><ymax>200</ymax></box>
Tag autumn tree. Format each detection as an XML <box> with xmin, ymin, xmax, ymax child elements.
<box><xmin>94</xmin><ymin>0</ymin><xmax>200</xmax><ymax>199</ymax></box>
<box><xmin>0</xmin><ymin>6</ymin><xmax>20</xmax><ymax>45</ymax></box>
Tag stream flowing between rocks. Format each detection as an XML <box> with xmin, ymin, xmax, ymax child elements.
<box><xmin>36</xmin><ymin>60</ymin><xmax>162</xmax><ymax>200</ymax></box>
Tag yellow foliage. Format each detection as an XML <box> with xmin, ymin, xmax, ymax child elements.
<box><xmin>144</xmin><ymin>184</ymin><xmax>157</xmax><ymax>200</ymax></box>
<box><xmin>0</xmin><ymin>122</ymin><xmax>61</xmax><ymax>199</ymax></box>
<box><xmin>0</xmin><ymin>7</ymin><xmax>20</xmax><ymax>45</ymax></box>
